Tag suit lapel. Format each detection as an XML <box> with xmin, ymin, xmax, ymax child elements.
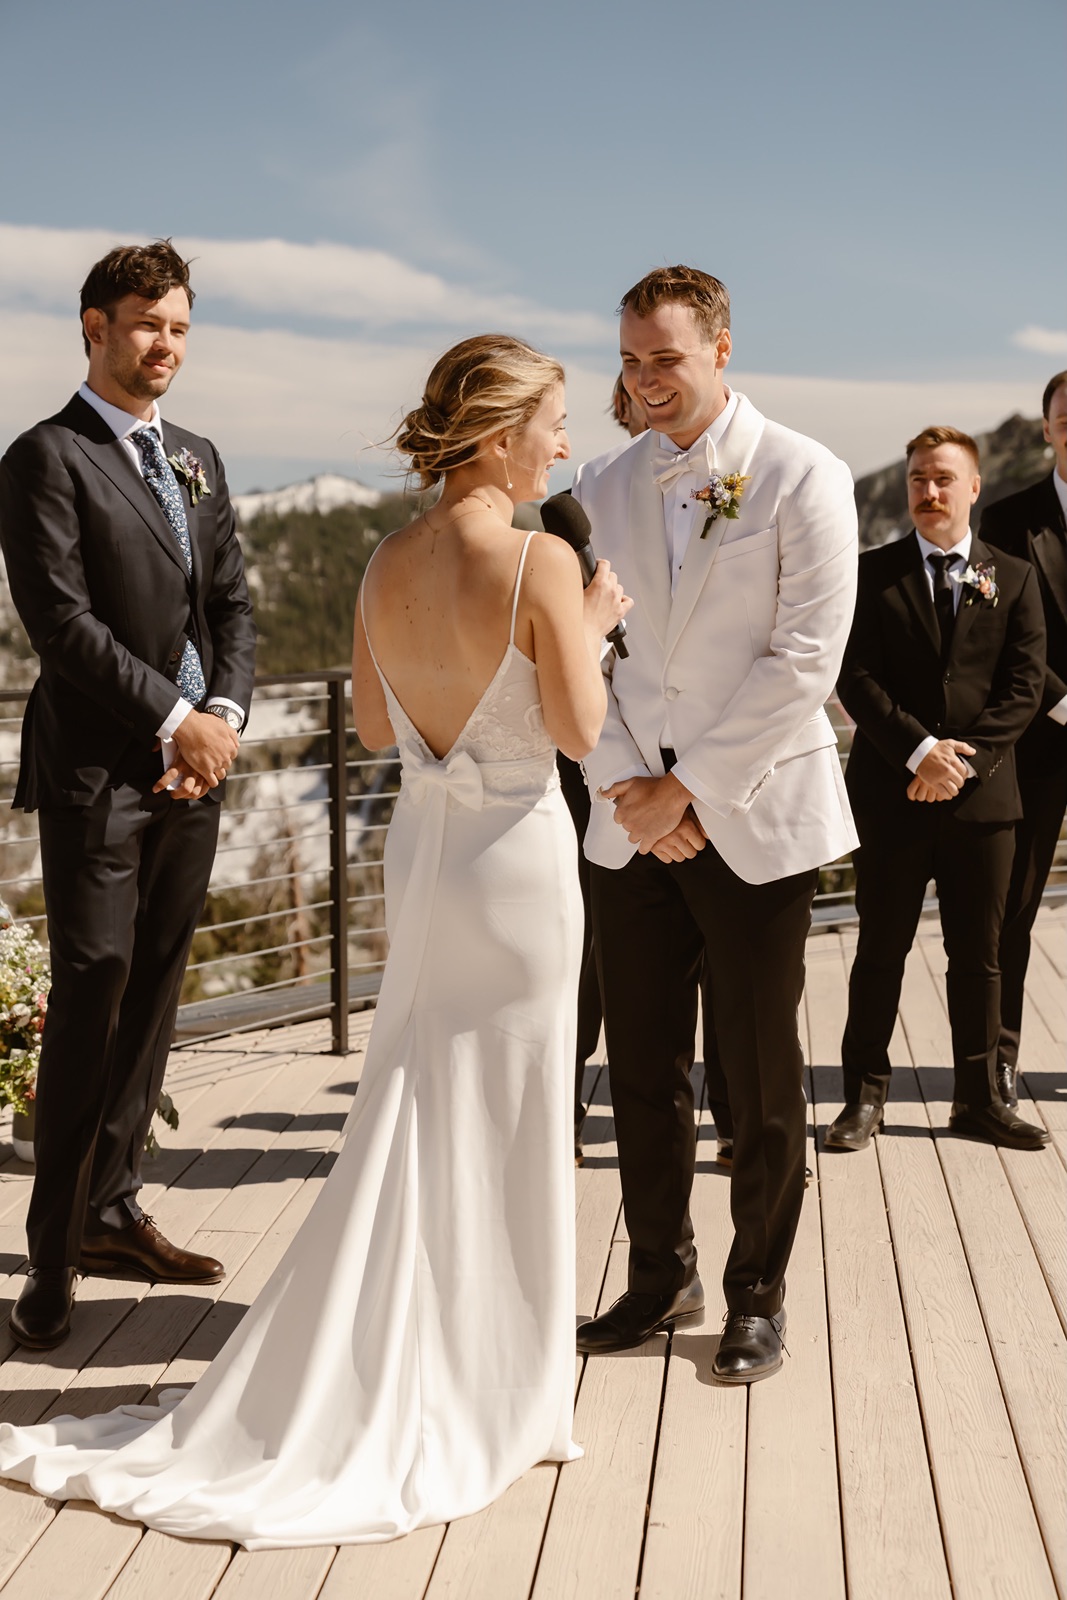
<box><xmin>663</xmin><ymin>394</ymin><xmax>766</xmax><ymax>661</ymax></box>
<box><xmin>72</xmin><ymin>415</ymin><xmax>191</xmax><ymax>581</ymax></box>
<box><xmin>948</xmin><ymin>537</ymin><xmax>996</xmax><ymax>659</ymax></box>
<box><xmin>897</xmin><ymin>534</ymin><xmax>942</xmax><ymax>659</ymax></box>
<box><xmin>1026</xmin><ymin>480</ymin><xmax>1067</xmax><ymax>621</ymax></box>
<box><xmin>626</xmin><ymin>431</ymin><xmax>672</xmax><ymax>649</ymax></box>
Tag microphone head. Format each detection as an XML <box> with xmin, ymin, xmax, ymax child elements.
<box><xmin>540</xmin><ymin>491</ymin><xmax>592</xmax><ymax>550</ymax></box>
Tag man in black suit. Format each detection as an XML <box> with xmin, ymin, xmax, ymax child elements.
<box><xmin>980</xmin><ymin>372</ymin><xmax>1067</xmax><ymax>1105</ymax></box>
<box><xmin>829</xmin><ymin>425</ymin><xmax>1048</xmax><ymax>1152</ymax></box>
<box><xmin>0</xmin><ymin>241</ymin><xmax>256</xmax><ymax>1347</ymax></box>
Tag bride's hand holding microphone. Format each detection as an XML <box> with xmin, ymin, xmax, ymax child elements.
<box><xmin>583</xmin><ymin>559</ymin><xmax>632</xmax><ymax>653</ymax></box>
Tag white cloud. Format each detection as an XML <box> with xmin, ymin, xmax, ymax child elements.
<box><xmin>1012</xmin><ymin>325</ymin><xmax>1067</xmax><ymax>357</ymax></box>
<box><xmin>0</xmin><ymin>223</ymin><xmax>613</xmax><ymax>345</ymax></box>
<box><xmin>0</xmin><ymin>308</ymin><xmax>1040</xmax><ymax>491</ymax></box>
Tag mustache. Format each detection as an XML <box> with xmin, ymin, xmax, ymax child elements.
<box><xmin>916</xmin><ymin>500</ymin><xmax>948</xmax><ymax>513</ymax></box>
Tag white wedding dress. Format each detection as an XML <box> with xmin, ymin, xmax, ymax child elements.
<box><xmin>0</xmin><ymin>532</ymin><xmax>583</xmax><ymax>1548</ymax></box>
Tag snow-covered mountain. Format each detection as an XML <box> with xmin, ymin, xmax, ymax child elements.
<box><xmin>232</xmin><ymin>473</ymin><xmax>382</xmax><ymax>524</ymax></box>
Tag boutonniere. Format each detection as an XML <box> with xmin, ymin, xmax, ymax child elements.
<box><xmin>168</xmin><ymin>446</ymin><xmax>212</xmax><ymax>505</ymax></box>
<box><xmin>952</xmin><ymin>561</ymin><xmax>999</xmax><ymax>606</ymax></box>
<box><xmin>693</xmin><ymin>473</ymin><xmax>751</xmax><ymax>538</ymax></box>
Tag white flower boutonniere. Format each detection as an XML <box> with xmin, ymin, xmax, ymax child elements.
<box><xmin>952</xmin><ymin>560</ymin><xmax>999</xmax><ymax>606</ymax></box>
<box><xmin>168</xmin><ymin>446</ymin><xmax>212</xmax><ymax>505</ymax></box>
<box><xmin>693</xmin><ymin>472</ymin><xmax>751</xmax><ymax>539</ymax></box>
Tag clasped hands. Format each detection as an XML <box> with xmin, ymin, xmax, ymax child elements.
<box><xmin>152</xmin><ymin>709</ymin><xmax>240</xmax><ymax>801</ymax></box>
<box><xmin>600</xmin><ymin>771</ymin><xmax>707</xmax><ymax>862</ymax></box>
<box><xmin>906</xmin><ymin>738</ymin><xmax>976</xmax><ymax>803</ymax></box>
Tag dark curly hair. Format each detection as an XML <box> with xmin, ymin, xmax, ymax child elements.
<box><xmin>79</xmin><ymin>239</ymin><xmax>194</xmax><ymax>356</ymax></box>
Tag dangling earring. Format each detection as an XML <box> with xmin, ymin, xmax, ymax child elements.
<box><xmin>503</xmin><ymin>452</ymin><xmax>513</xmax><ymax>491</ymax></box>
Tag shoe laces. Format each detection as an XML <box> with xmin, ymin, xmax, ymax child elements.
<box><xmin>722</xmin><ymin>1309</ymin><xmax>790</xmax><ymax>1356</ymax></box>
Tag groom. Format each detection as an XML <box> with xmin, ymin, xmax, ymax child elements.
<box><xmin>0</xmin><ymin>240</ymin><xmax>256</xmax><ymax>1348</ymax></box>
<box><xmin>574</xmin><ymin>266</ymin><xmax>857</xmax><ymax>1382</ymax></box>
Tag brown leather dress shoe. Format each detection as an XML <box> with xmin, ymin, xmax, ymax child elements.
<box><xmin>80</xmin><ymin>1217</ymin><xmax>224</xmax><ymax>1283</ymax></box>
<box><xmin>824</xmin><ymin>1103</ymin><xmax>885</xmax><ymax>1151</ymax></box>
<box><xmin>711</xmin><ymin>1308</ymin><xmax>788</xmax><ymax>1384</ymax></box>
<box><xmin>948</xmin><ymin>1102</ymin><xmax>1048</xmax><ymax>1151</ymax></box>
<box><xmin>9</xmin><ymin>1267</ymin><xmax>77</xmax><ymax>1349</ymax></box>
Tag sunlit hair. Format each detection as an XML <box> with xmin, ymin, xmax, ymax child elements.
<box><xmin>1042</xmin><ymin>371</ymin><xmax>1067</xmax><ymax>420</ymax></box>
<box><xmin>395</xmin><ymin>334</ymin><xmax>565</xmax><ymax>490</ymax></box>
<box><xmin>610</xmin><ymin>373</ymin><xmax>631</xmax><ymax>429</ymax></box>
<box><xmin>618</xmin><ymin>265</ymin><xmax>730</xmax><ymax>343</ymax></box>
<box><xmin>905</xmin><ymin>425</ymin><xmax>981</xmax><ymax>471</ymax></box>
<box><xmin>79</xmin><ymin>239</ymin><xmax>194</xmax><ymax>357</ymax></box>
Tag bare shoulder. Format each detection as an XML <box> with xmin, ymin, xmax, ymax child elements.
<box><xmin>521</xmin><ymin>530</ymin><xmax>582</xmax><ymax>595</ymax></box>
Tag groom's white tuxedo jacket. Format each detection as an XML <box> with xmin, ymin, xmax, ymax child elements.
<box><xmin>572</xmin><ymin>393</ymin><xmax>859</xmax><ymax>885</ymax></box>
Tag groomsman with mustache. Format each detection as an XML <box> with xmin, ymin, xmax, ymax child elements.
<box><xmin>828</xmin><ymin>426</ymin><xmax>1048</xmax><ymax>1151</ymax></box>
<box><xmin>980</xmin><ymin>372</ymin><xmax>1067</xmax><ymax>1104</ymax></box>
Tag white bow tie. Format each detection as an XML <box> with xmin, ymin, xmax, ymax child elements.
<box><xmin>651</xmin><ymin>435</ymin><xmax>717</xmax><ymax>490</ymax></box>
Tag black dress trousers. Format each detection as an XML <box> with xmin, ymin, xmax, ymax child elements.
<box><xmin>998</xmin><ymin>764</ymin><xmax>1067</xmax><ymax>1069</ymax></box>
<box><xmin>842</xmin><ymin>805</ymin><xmax>1015</xmax><ymax>1107</ymax></box>
<box><xmin>591</xmin><ymin>839</ymin><xmax>816</xmax><ymax>1317</ymax></box>
<box><xmin>28</xmin><ymin>777</ymin><xmax>221</xmax><ymax>1268</ymax></box>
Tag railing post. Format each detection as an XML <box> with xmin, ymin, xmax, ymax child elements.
<box><xmin>326</xmin><ymin>676</ymin><xmax>349</xmax><ymax>1055</ymax></box>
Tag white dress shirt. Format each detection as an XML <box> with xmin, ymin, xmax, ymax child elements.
<box><xmin>906</xmin><ymin>527</ymin><xmax>976</xmax><ymax>777</ymax></box>
<box><xmin>78</xmin><ymin>382</ymin><xmax>245</xmax><ymax>771</ymax></box>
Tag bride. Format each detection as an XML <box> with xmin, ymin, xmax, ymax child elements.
<box><xmin>0</xmin><ymin>334</ymin><xmax>630</xmax><ymax>1548</ymax></box>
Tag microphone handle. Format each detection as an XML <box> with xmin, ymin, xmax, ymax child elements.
<box><xmin>574</xmin><ymin>542</ymin><xmax>628</xmax><ymax>658</ymax></box>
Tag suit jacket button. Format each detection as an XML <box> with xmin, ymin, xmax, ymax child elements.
<box><xmin>665</xmin><ymin>686</ymin><xmax>679</xmax><ymax>700</ymax></box>
<box><xmin>943</xmin><ymin>672</ymin><xmax>951</xmax><ymax>683</ymax></box>
<box><xmin>169</xmin><ymin>651</ymin><xmax>181</xmax><ymax>663</ymax></box>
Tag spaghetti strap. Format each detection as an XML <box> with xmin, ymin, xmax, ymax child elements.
<box><xmin>509</xmin><ymin>531</ymin><xmax>537</xmax><ymax>647</ymax></box>
<box><xmin>359</xmin><ymin>544</ymin><xmax>384</xmax><ymax>670</ymax></box>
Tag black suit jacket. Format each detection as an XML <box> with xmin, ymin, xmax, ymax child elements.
<box><xmin>837</xmin><ymin>533</ymin><xmax>1045</xmax><ymax>823</ymax></box>
<box><xmin>0</xmin><ymin>392</ymin><xmax>256</xmax><ymax>809</ymax></box>
<box><xmin>979</xmin><ymin>473</ymin><xmax>1067</xmax><ymax>779</ymax></box>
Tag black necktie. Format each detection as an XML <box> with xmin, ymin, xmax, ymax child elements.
<box><xmin>928</xmin><ymin>553</ymin><xmax>960</xmax><ymax>657</ymax></box>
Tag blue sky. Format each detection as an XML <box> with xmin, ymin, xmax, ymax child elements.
<box><xmin>0</xmin><ymin>0</ymin><xmax>1063</xmax><ymax>490</ymax></box>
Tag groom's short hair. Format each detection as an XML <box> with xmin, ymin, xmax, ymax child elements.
<box><xmin>905</xmin><ymin>425</ymin><xmax>980</xmax><ymax>469</ymax></box>
<box><xmin>619</xmin><ymin>266</ymin><xmax>730</xmax><ymax>343</ymax></box>
<box><xmin>80</xmin><ymin>239</ymin><xmax>195</xmax><ymax>356</ymax></box>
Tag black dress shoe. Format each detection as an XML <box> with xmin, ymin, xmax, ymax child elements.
<box><xmin>574</xmin><ymin>1120</ymin><xmax>584</xmax><ymax>1168</ymax></box>
<box><xmin>995</xmin><ymin>1062</ymin><xmax>1019</xmax><ymax>1109</ymax></box>
<box><xmin>948</xmin><ymin>1101</ymin><xmax>1048</xmax><ymax>1151</ymax></box>
<box><xmin>711</xmin><ymin>1308</ymin><xmax>788</xmax><ymax>1384</ymax></box>
<box><xmin>824</xmin><ymin>1103</ymin><xmax>885</xmax><ymax>1151</ymax></box>
<box><xmin>716</xmin><ymin>1139</ymin><xmax>733</xmax><ymax>1166</ymax></box>
<box><xmin>577</xmin><ymin>1277</ymin><xmax>705</xmax><ymax>1354</ymax></box>
<box><xmin>80</xmin><ymin>1217</ymin><xmax>224</xmax><ymax>1283</ymax></box>
<box><xmin>9</xmin><ymin>1267</ymin><xmax>77</xmax><ymax>1350</ymax></box>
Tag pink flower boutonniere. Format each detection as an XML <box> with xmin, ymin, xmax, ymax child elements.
<box><xmin>693</xmin><ymin>473</ymin><xmax>751</xmax><ymax>538</ymax></box>
<box><xmin>168</xmin><ymin>447</ymin><xmax>212</xmax><ymax>505</ymax></box>
<box><xmin>952</xmin><ymin>561</ymin><xmax>999</xmax><ymax>606</ymax></box>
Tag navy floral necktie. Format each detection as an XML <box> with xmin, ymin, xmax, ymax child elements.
<box><xmin>130</xmin><ymin>428</ymin><xmax>207</xmax><ymax>705</ymax></box>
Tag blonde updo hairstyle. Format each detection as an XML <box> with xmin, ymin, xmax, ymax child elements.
<box><xmin>396</xmin><ymin>334</ymin><xmax>565</xmax><ymax>490</ymax></box>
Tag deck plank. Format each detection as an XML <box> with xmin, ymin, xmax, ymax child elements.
<box><xmin>100</xmin><ymin>1531</ymin><xmax>232</xmax><ymax>1600</ymax></box>
<box><xmin>318</xmin><ymin>1529</ymin><xmax>443</xmax><ymax>1600</ymax></box>
<box><xmin>0</xmin><ymin>1501</ymin><xmax>140</xmax><ymax>1600</ymax></box>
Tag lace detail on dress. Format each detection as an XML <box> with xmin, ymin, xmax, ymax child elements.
<box><xmin>380</xmin><ymin>648</ymin><xmax>558</xmax><ymax>808</ymax></box>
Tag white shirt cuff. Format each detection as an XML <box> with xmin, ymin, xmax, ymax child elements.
<box><xmin>206</xmin><ymin>696</ymin><xmax>246</xmax><ymax>729</ymax></box>
<box><xmin>669</xmin><ymin>760</ymin><xmax>732</xmax><ymax>819</ymax></box>
<box><xmin>907</xmin><ymin>736</ymin><xmax>976</xmax><ymax>781</ymax></box>
<box><xmin>592</xmin><ymin>763</ymin><xmax>649</xmax><ymax>800</ymax></box>
<box><xmin>157</xmin><ymin>697</ymin><xmax>194</xmax><ymax>742</ymax></box>
<box><xmin>906</xmin><ymin>736</ymin><xmax>938</xmax><ymax>774</ymax></box>
<box><xmin>1048</xmin><ymin>695</ymin><xmax>1067</xmax><ymax>726</ymax></box>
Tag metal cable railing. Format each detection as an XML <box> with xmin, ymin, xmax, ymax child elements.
<box><xmin>1</xmin><ymin>679</ymin><xmax>1063</xmax><ymax>1055</ymax></box>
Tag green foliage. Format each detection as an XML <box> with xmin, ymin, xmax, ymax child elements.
<box><xmin>239</xmin><ymin>493</ymin><xmax>423</xmax><ymax>675</ymax></box>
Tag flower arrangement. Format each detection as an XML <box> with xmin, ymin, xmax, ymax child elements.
<box><xmin>0</xmin><ymin>900</ymin><xmax>179</xmax><ymax>1155</ymax></box>
<box><xmin>168</xmin><ymin>446</ymin><xmax>212</xmax><ymax>505</ymax></box>
<box><xmin>0</xmin><ymin>901</ymin><xmax>48</xmax><ymax>1117</ymax></box>
<box><xmin>952</xmin><ymin>560</ymin><xmax>999</xmax><ymax>607</ymax></box>
<box><xmin>693</xmin><ymin>472</ymin><xmax>751</xmax><ymax>538</ymax></box>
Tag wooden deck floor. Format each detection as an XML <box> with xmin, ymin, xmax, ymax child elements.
<box><xmin>0</xmin><ymin>908</ymin><xmax>1063</xmax><ymax>1600</ymax></box>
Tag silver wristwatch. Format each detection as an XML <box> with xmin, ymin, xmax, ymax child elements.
<box><xmin>205</xmin><ymin>704</ymin><xmax>243</xmax><ymax>733</ymax></box>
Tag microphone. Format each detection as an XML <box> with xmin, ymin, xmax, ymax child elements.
<box><xmin>539</xmin><ymin>492</ymin><xmax>628</xmax><ymax>658</ymax></box>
